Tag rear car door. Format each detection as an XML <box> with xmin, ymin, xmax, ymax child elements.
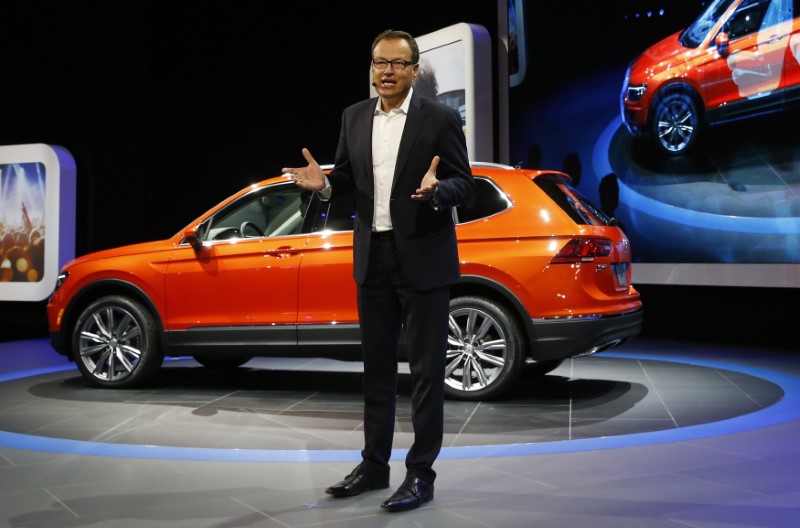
<box><xmin>295</xmin><ymin>191</ymin><xmax>362</xmax><ymax>358</ymax></box>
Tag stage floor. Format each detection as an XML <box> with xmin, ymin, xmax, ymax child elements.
<box><xmin>1</xmin><ymin>336</ymin><xmax>798</xmax><ymax>527</ymax></box>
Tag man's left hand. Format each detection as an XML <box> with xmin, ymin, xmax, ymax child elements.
<box><xmin>411</xmin><ymin>156</ymin><xmax>439</xmax><ymax>201</ymax></box>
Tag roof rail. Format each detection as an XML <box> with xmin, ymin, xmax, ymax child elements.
<box><xmin>320</xmin><ymin>162</ymin><xmax>516</xmax><ymax>171</ymax></box>
<box><xmin>470</xmin><ymin>161</ymin><xmax>515</xmax><ymax>169</ymax></box>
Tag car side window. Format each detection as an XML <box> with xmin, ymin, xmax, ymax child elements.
<box><xmin>304</xmin><ymin>191</ymin><xmax>356</xmax><ymax>232</ymax></box>
<box><xmin>725</xmin><ymin>0</ymin><xmax>770</xmax><ymax>40</ymax></box>
<box><xmin>455</xmin><ymin>176</ymin><xmax>511</xmax><ymax>224</ymax></box>
<box><xmin>205</xmin><ymin>183</ymin><xmax>306</xmax><ymax>241</ymax></box>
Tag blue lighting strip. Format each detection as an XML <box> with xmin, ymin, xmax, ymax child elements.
<box><xmin>1</xmin><ymin>353</ymin><xmax>798</xmax><ymax>462</ymax></box>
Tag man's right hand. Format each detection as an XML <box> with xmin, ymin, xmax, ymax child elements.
<box><xmin>282</xmin><ymin>148</ymin><xmax>326</xmax><ymax>191</ymax></box>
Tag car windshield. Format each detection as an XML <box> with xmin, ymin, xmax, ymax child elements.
<box><xmin>680</xmin><ymin>0</ymin><xmax>737</xmax><ymax>48</ymax></box>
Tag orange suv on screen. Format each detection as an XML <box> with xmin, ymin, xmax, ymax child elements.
<box><xmin>47</xmin><ymin>162</ymin><xmax>642</xmax><ymax>401</ymax></box>
<box><xmin>621</xmin><ymin>0</ymin><xmax>800</xmax><ymax>156</ymax></box>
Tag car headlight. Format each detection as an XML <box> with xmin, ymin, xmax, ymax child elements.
<box><xmin>625</xmin><ymin>83</ymin><xmax>647</xmax><ymax>102</ymax></box>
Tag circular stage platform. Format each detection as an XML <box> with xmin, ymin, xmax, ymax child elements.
<box><xmin>1</xmin><ymin>338</ymin><xmax>795</xmax><ymax>462</ymax></box>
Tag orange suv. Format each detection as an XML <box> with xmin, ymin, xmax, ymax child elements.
<box><xmin>621</xmin><ymin>0</ymin><xmax>800</xmax><ymax>156</ymax></box>
<box><xmin>47</xmin><ymin>162</ymin><xmax>642</xmax><ymax>400</ymax></box>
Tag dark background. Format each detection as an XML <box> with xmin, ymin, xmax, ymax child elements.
<box><xmin>0</xmin><ymin>1</ymin><xmax>793</xmax><ymax>349</ymax></box>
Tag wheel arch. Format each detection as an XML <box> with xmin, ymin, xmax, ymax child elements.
<box><xmin>647</xmin><ymin>81</ymin><xmax>706</xmax><ymax>129</ymax></box>
<box><xmin>60</xmin><ymin>279</ymin><xmax>164</xmax><ymax>361</ymax></box>
<box><xmin>452</xmin><ymin>275</ymin><xmax>538</xmax><ymax>360</ymax></box>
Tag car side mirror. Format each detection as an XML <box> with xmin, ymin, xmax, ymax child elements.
<box><xmin>715</xmin><ymin>31</ymin><xmax>729</xmax><ymax>56</ymax></box>
<box><xmin>182</xmin><ymin>226</ymin><xmax>203</xmax><ymax>252</ymax></box>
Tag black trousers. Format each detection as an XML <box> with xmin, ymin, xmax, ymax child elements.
<box><xmin>356</xmin><ymin>234</ymin><xmax>450</xmax><ymax>483</ymax></box>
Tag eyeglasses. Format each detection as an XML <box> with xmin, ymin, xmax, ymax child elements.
<box><xmin>371</xmin><ymin>59</ymin><xmax>416</xmax><ymax>71</ymax></box>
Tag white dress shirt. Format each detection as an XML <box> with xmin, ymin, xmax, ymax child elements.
<box><xmin>318</xmin><ymin>88</ymin><xmax>414</xmax><ymax>232</ymax></box>
<box><xmin>371</xmin><ymin>88</ymin><xmax>412</xmax><ymax>232</ymax></box>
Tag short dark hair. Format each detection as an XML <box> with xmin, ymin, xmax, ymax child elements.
<box><xmin>371</xmin><ymin>29</ymin><xmax>419</xmax><ymax>64</ymax></box>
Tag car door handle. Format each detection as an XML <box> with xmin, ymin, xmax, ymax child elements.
<box><xmin>266</xmin><ymin>245</ymin><xmax>300</xmax><ymax>258</ymax></box>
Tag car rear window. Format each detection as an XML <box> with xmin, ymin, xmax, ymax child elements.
<box><xmin>535</xmin><ymin>176</ymin><xmax>612</xmax><ymax>227</ymax></box>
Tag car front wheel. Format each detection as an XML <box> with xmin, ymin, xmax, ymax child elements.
<box><xmin>650</xmin><ymin>91</ymin><xmax>700</xmax><ymax>156</ymax></box>
<box><xmin>444</xmin><ymin>296</ymin><xmax>524</xmax><ymax>401</ymax></box>
<box><xmin>72</xmin><ymin>295</ymin><xmax>163</xmax><ymax>388</ymax></box>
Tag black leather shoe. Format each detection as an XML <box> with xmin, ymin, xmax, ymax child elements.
<box><xmin>325</xmin><ymin>466</ymin><xmax>389</xmax><ymax>498</ymax></box>
<box><xmin>380</xmin><ymin>476</ymin><xmax>434</xmax><ymax>512</ymax></box>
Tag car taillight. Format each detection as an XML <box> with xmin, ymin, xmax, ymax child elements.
<box><xmin>551</xmin><ymin>237</ymin><xmax>612</xmax><ymax>263</ymax></box>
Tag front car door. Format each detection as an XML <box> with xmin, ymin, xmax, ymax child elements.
<box><xmin>163</xmin><ymin>182</ymin><xmax>308</xmax><ymax>351</ymax></box>
<box><xmin>704</xmin><ymin>0</ymin><xmax>794</xmax><ymax>121</ymax></box>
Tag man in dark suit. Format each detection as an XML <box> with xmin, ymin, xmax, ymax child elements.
<box><xmin>282</xmin><ymin>29</ymin><xmax>474</xmax><ymax>512</ymax></box>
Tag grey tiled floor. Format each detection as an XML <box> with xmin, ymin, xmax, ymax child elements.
<box><xmin>1</xmin><ymin>336</ymin><xmax>798</xmax><ymax>527</ymax></box>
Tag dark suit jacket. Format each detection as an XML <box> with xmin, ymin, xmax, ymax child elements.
<box><xmin>327</xmin><ymin>91</ymin><xmax>474</xmax><ymax>292</ymax></box>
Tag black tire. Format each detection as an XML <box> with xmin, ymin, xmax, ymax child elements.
<box><xmin>193</xmin><ymin>355</ymin><xmax>252</xmax><ymax>369</ymax></box>
<box><xmin>72</xmin><ymin>295</ymin><xmax>163</xmax><ymax>388</ymax></box>
<box><xmin>444</xmin><ymin>296</ymin><xmax>525</xmax><ymax>401</ymax></box>
<box><xmin>650</xmin><ymin>91</ymin><xmax>701</xmax><ymax>156</ymax></box>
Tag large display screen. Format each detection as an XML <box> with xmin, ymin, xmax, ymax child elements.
<box><xmin>0</xmin><ymin>144</ymin><xmax>76</xmax><ymax>301</ymax></box>
<box><xmin>504</xmin><ymin>0</ymin><xmax>800</xmax><ymax>288</ymax></box>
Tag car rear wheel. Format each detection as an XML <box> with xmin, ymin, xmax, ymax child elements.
<box><xmin>651</xmin><ymin>91</ymin><xmax>700</xmax><ymax>156</ymax></box>
<box><xmin>72</xmin><ymin>295</ymin><xmax>163</xmax><ymax>388</ymax></box>
<box><xmin>444</xmin><ymin>296</ymin><xmax>524</xmax><ymax>401</ymax></box>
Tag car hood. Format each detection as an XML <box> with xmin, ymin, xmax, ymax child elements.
<box><xmin>630</xmin><ymin>31</ymin><xmax>687</xmax><ymax>77</ymax></box>
<box><xmin>64</xmin><ymin>240</ymin><xmax>169</xmax><ymax>268</ymax></box>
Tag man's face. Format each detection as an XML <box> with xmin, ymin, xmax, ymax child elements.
<box><xmin>371</xmin><ymin>38</ymin><xmax>418</xmax><ymax>107</ymax></box>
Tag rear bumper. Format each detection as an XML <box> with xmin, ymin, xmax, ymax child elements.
<box><xmin>529</xmin><ymin>308</ymin><xmax>644</xmax><ymax>362</ymax></box>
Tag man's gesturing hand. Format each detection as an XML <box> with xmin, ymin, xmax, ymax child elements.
<box><xmin>282</xmin><ymin>148</ymin><xmax>326</xmax><ymax>191</ymax></box>
<box><xmin>411</xmin><ymin>156</ymin><xmax>440</xmax><ymax>201</ymax></box>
